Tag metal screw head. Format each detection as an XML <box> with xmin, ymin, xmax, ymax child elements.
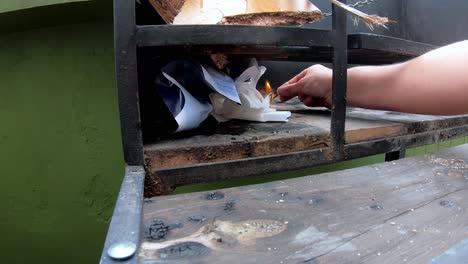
<box><xmin>107</xmin><ymin>242</ymin><xmax>137</xmax><ymax>260</ymax></box>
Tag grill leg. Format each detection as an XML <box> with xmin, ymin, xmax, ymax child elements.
<box><xmin>331</xmin><ymin>0</ymin><xmax>348</xmax><ymax>160</ymax></box>
<box><xmin>385</xmin><ymin>149</ymin><xmax>406</xmax><ymax>162</ymax></box>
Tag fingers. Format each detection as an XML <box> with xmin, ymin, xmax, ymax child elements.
<box><xmin>277</xmin><ymin>65</ymin><xmax>330</xmax><ymax>103</ymax></box>
<box><xmin>281</xmin><ymin>70</ymin><xmax>307</xmax><ymax>87</ymax></box>
<box><xmin>277</xmin><ymin>69</ymin><xmax>309</xmax><ymax>102</ymax></box>
<box><xmin>279</xmin><ymin>95</ymin><xmax>291</xmax><ymax>102</ymax></box>
<box><xmin>298</xmin><ymin>94</ymin><xmax>306</xmax><ymax>102</ymax></box>
<box><xmin>303</xmin><ymin>97</ymin><xmax>315</xmax><ymax>107</ymax></box>
<box><xmin>277</xmin><ymin>81</ymin><xmax>304</xmax><ymax>102</ymax></box>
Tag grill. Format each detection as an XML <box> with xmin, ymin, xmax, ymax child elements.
<box><xmin>100</xmin><ymin>1</ymin><xmax>468</xmax><ymax>263</ymax></box>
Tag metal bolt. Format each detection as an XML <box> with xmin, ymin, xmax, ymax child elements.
<box><xmin>130</xmin><ymin>168</ymin><xmax>143</xmax><ymax>174</ymax></box>
<box><xmin>107</xmin><ymin>242</ymin><xmax>137</xmax><ymax>260</ymax></box>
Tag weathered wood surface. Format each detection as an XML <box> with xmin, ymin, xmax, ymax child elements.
<box><xmin>140</xmin><ymin>144</ymin><xmax>468</xmax><ymax>263</ymax></box>
<box><xmin>144</xmin><ymin>103</ymin><xmax>468</xmax><ymax>169</ymax></box>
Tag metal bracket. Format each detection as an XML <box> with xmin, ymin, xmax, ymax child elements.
<box><xmin>100</xmin><ymin>166</ymin><xmax>145</xmax><ymax>264</ymax></box>
<box><xmin>385</xmin><ymin>149</ymin><xmax>406</xmax><ymax>162</ymax></box>
<box><xmin>331</xmin><ymin>0</ymin><xmax>348</xmax><ymax>160</ymax></box>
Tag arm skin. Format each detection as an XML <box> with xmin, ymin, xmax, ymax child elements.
<box><xmin>277</xmin><ymin>40</ymin><xmax>468</xmax><ymax>115</ymax></box>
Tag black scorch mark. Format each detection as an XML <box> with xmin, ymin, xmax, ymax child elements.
<box><xmin>144</xmin><ymin>219</ymin><xmax>183</xmax><ymax>241</ymax></box>
<box><xmin>159</xmin><ymin>242</ymin><xmax>210</xmax><ymax>259</ymax></box>
<box><xmin>223</xmin><ymin>200</ymin><xmax>236</xmax><ymax>213</ymax></box>
<box><xmin>188</xmin><ymin>215</ymin><xmax>208</xmax><ymax>223</ymax></box>
<box><xmin>206</xmin><ymin>191</ymin><xmax>225</xmax><ymax>200</ymax></box>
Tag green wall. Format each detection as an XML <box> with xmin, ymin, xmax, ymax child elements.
<box><xmin>0</xmin><ymin>0</ymin><xmax>90</xmax><ymax>13</ymax></box>
<box><xmin>0</xmin><ymin>21</ymin><xmax>122</xmax><ymax>263</ymax></box>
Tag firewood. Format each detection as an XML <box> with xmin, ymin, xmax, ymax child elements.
<box><xmin>148</xmin><ymin>0</ymin><xmax>186</xmax><ymax>23</ymax></box>
<box><xmin>220</xmin><ymin>11</ymin><xmax>323</xmax><ymax>26</ymax></box>
<box><xmin>149</xmin><ymin>0</ymin><xmax>322</xmax><ymax>25</ymax></box>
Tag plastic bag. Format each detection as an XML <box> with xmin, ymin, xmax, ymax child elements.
<box><xmin>161</xmin><ymin>72</ymin><xmax>213</xmax><ymax>132</ymax></box>
<box><xmin>210</xmin><ymin>60</ymin><xmax>291</xmax><ymax>122</ymax></box>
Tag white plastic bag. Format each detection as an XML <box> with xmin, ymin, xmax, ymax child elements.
<box><xmin>162</xmin><ymin>72</ymin><xmax>213</xmax><ymax>132</ymax></box>
<box><xmin>210</xmin><ymin>60</ymin><xmax>291</xmax><ymax>122</ymax></box>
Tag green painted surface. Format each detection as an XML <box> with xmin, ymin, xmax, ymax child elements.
<box><xmin>0</xmin><ymin>0</ymin><xmax>112</xmax><ymax>34</ymax></box>
<box><xmin>0</xmin><ymin>0</ymin><xmax>89</xmax><ymax>13</ymax></box>
<box><xmin>0</xmin><ymin>21</ymin><xmax>123</xmax><ymax>264</ymax></box>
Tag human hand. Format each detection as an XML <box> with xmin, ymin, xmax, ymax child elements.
<box><xmin>277</xmin><ymin>64</ymin><xmax>333</xmax><ymax>108</ymax></box>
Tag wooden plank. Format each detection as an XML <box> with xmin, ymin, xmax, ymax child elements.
<box><xmin>149</xmin><ymin>124</ymin><xmax>468</xmax><ymax>190</ymax></box>
<box><xmin>144</xmin><ymin>108</ymin><xmax>404</xmax><ymax>169</ymax></box>
<box><xmin>144</xmin><ymin>105</ymin><xmax>468</xmax><ymax>170</ymax></box>
<box><xmin>140</xmin><ymin>144</ymin><xmax>468</xmax><ymax>263</ymax></box>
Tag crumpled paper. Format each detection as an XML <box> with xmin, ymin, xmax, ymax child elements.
<box><xmin>210</xmin><ymin>60</ymin><xmax>291</xmax><ymax>122</ymax></box>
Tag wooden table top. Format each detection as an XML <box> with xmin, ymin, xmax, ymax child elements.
<box><xmin>140</xmin><ymin>144</ymin><xmax>468</xmax><ymax>263</ymax></box>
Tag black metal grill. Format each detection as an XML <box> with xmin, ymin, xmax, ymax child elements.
<box><xmin>101</xmin><ymin>1</ymin><xmax>443</xmax><ymax>263</ymax></box>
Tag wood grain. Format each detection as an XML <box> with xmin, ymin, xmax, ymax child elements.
<box><xmin>140</xmin><ymin>144</ymin><xmax>468</xmax><ymax>263</ymax></box>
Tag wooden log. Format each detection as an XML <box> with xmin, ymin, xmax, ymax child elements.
<box><xmin>149</xmin><ymin>0</ymin><xmax>322</xmax><ymax>25</ymax></box>
<box><xmin>148</xmin><ymin>0</ymin><xmax>186</xmax><ymax>24</ymax></box>
<box><xmin>220</xmin><ymin>11</ymin><xmax>323</xmax><ymax>26</ymax></box>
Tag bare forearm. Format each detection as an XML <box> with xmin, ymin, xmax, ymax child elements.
<box><xmin>348</xmin><ymin>40</ymin><xmax>468</xmax><ymax>115</ymax></box>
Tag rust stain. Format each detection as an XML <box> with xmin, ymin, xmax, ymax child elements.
<box><xmin>144</xmin><ymin>159</ymin><xmax>173</xmax><ymax>197</ymax></box>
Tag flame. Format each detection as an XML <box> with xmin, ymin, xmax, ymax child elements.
<box><xmin>260</xmin><ymin>80</ymin><xmax>277</xmax><ymax>103</ymax></box>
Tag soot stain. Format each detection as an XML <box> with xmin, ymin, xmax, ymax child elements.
<box><xmin>385</xmin><ymin>111</ymin><xmax>402</xmax><ymax>115</ymax></box>
<box><xmin>370</xmin><ymin>204</ymin><xmax>383</xmax><ymax>210</ymax></box>
<box><xmin>170</xmin><ymin>222</ymin><xmax>184</xmax><ymax>229</ymax></box>
<box><xmin>159</xmin><ymin>242</ymin><xmax>210</xmax><ymax>259</ymax></box>
<box><xmin>439</xmin><ymin>200</ymin><xmax>456</xmax><ymax>208</ymax></box>
<box><xmin>188</xmin><ymin>215</ymin><xmax>208</xmax><ymax>223</ymax></box>
<box><xmin>206</xmin><ymin>191</ymin><xmax>225</xmax><ymax>200</ymax></box>
<box><xmin>223</xmin><ymin>200</ymin><xmax>236</xmax><ymax>213</ymax></box>
<box><xmin>308</xmin><ymin>196</ymin><xmax>324</xmax><ymax>206</ymax></box>
<box><xmin>145</xmin><ymin>219</ymin><xmax>183</xmax><ymax>241</ymax></box>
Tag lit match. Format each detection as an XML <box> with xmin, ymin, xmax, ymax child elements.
<box><xmin>260</xmin><ymin>80</ymin><xmax>277</xmax><ymax>103</ymax></box>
